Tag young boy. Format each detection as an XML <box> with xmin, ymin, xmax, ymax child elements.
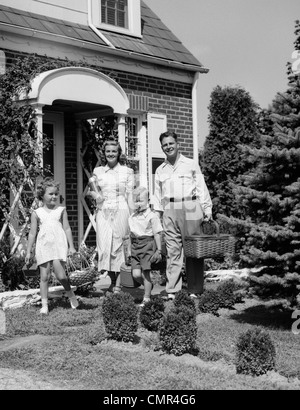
<box><xmin>128</xmin><ymin>186</ymin><xmax>163</xmax><ymax>307</ymax></box>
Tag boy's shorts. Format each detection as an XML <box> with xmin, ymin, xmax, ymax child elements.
<box><xmin>131</xmin><ymin>235</ymin><xmax>155</xmax><ymax>271</ymax></box>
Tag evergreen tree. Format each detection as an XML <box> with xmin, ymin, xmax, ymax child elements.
<box><xmin>220</xmin><ymin>21</ymin><xmax>300</xmax><ymax>307</ymax></box>
<box><xmin>202</xmin><ymin>86</ymin><xmax>260</xmax><ymax>218</ymax></box>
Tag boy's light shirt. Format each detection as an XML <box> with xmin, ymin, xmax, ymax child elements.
<box><xmin>129</xmin><ymin>206</ymin><xmax>163</xmax><ymax>237</ymax></box>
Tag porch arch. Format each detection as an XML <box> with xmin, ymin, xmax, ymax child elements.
<box><xmin>20</xmin><ymin>66</ymin><xmax>130</xmax><ymax>115</ymax></box>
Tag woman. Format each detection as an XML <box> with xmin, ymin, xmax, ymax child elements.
<box><xmin>89</xmin><ymin>137</ymin><xmax>134</xmax><ymax>293</ymax></box>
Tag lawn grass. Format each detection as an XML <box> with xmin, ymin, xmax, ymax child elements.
<box><xmin>0</xmin><ymin>286</ymin><xmax>300</xmax><ymax>390</ymax></box>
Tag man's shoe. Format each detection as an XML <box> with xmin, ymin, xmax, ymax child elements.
<box><xmin>189</xmin><ymin>293</ymin><xmax>198</xmax><ymax>299</ymax></box>
<box><xmin>167</xmin><ymin>293</ymin><xmax>175</xmax><ymax>300</ymax></box>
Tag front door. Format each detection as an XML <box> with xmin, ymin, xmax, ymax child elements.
<box><xmin>43</xmin><ymin>112</ymin><xmax>66</xmax><ymax>204</ymax></box>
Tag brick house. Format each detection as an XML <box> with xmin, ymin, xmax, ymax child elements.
<box><xmin>0</xmin><ymin>0</ymin><xmax>208</xmax><ymax>248</ymax></box>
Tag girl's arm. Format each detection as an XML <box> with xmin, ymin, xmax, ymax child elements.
<box><xmin>25</xmin><ymin>212</ymin><xmax>38</xmax><ymax>264</ymax></box>
<box><xmin>62</xmin><ymin>208</ymin><xmax>77</xmax><ymax>255</ymax></box>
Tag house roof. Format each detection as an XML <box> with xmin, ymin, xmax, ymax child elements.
<box><xmin>0</xmin><ymin>1</ymin><xmax>206</xmax><ymax>72</ymax></box>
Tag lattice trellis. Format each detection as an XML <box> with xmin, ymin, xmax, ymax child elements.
<box><xmin>0</xmin><ymin>156</ymin><xmax>39</xmax><ymax>263</ymax></box>
<box><xmin>79</xmin><ymin>144</ymin><xmax>101</xmax><ymax>245</ymax></box>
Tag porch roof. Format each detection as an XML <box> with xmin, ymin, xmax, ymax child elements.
<box><xmin>0</xmin><ymin>1</ymin><xmax>206</xmax><ymax>72</ymax></box>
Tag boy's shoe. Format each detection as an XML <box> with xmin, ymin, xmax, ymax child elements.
<box><xmin>162</xmin><ymin>293</ymin><xmax>175</xmax><ymax>301</ymax></box>
<box><xmin>69</xmin><ymin>296</ymin><xmax>79</xmax><ymax>309</ymax></box>
<box><xmin>40</xmin><ymin>306</ymin><xmax>49</xmax><ymax>315</ymax></box>
<box><xmin>189</xmin><ymin>293</ymin><xmax>198</xmax><ymax>299</ymax></box>
<box><xmin>139</xmin><ymin>298</ymin><xmax>151</xmax><ymax>307</ymax></box>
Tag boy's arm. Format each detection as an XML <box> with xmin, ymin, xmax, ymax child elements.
<box><xmin>25</xmin><ymin>212</ymin><xmax>38</xmax><ymax>264</ymax></box>
<box><xmin>62</xmin><ymin>209</ymin><xmax>77</xmax><ymax>255</ymax></box>
<box><xmin>150</xmin><ymin>232</ymin><xmax>163</xmax><ymax>264</ymax></box>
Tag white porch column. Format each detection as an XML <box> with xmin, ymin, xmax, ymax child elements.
<box><xmin>192</xmin><ymin>72</ymin><xmax>199</xmax><ymax>161</ymax></box>
<box><xmin>139</xmin><ymin>121</ymin><xmax>148</xmax><ymax>188</ymax></box>
<box><xmin>117</xmin><ymin>114</ymin><xmax>126</xmax><ymax>152</ymax></box>
<box><xmin>34</xmin><ymin>104</ymin><xmax>44</xmax><ymax>167</ymax></box>
<box><xmin>76</xmin><ymin>119</ymin><xmax>84</xmax><ymax>245</ymax></box>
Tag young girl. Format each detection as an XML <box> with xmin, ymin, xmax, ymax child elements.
<box><xmin>25</xmin><ymin>177</ymin><xmax>79</xmax><ymax>314</ymax></box>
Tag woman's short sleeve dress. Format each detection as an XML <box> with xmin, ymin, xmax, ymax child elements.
<box><xmin>92</xmin><ymin>163</ymin><xmax>134</xmax><ymax>272</ymax></box>
<box><xmin>35</xmin><ymin>206</ymin><xmax>68</xmax><ymax>266</ymax></box>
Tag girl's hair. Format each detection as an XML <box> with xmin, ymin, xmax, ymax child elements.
<box><xmin>99</xmin><ymin>136</ymin><xmax>127</xmax><ymax>165</ymax></box>
<box><xmin>36</xmin><ymin>177</ymin><xmax>60</xmax><ymax>200</ymax></box>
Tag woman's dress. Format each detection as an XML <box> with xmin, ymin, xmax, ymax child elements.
<box><xmin>35</xmin><ymin>206</ymin><xmax>68</xmax><ymax>266</ymax></box>
<box><xmin>92</xmin><ymin>163</ymin><xmax>134</xmax><ymax>272</ymax></box>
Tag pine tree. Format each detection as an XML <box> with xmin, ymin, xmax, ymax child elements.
<box><xmin>202</xmin><ymin>86</ymin><xmax>260</xmax><ymax>218</ymax></box>
<box><xmin>220</xmin><ymin>21</ymin><xmax>300</xmax><ymax>307</ymax></box>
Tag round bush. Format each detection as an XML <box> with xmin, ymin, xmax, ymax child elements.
<box><xmin>102</xmin><ymin>292</ymin><xmax>138</xmax><ymax>342</ymax></box>
<box><xmin>173</xmin><ymin>289</ymin><xmax>196</xmax><ymax>313</ymax></box>
<box><xmin>235</xmin><ymin>327</ymin><xmax>276</xmax><ymax>376</ymax></box>
<box><xmin>198</xmin><ymin>288</ymin><xmax>221</xmax><ymax>316</ymax></box>
<box><xmin>159</xmin><ymin>306</ymin><xmax>197</xmax><ymax>356</ymax></box>
<box><xmin>216</xmin><ymin>280</ymin><xmax>237</xmax><ymax>309</ymax></box>
<box><xmin>139</xmin><ymin>297</ymin><xmax>165</xmax><ymax>331</ymax></box>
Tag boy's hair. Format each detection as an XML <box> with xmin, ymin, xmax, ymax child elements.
<box><xmin>132</xmin><ymin>186</ymin><xmax>149</xmax><ymax>202</ymax></box>
<box><xmin>36</xmin><ymin>177</ymin><xmax>60</xmax><ymax>200</ymax></box>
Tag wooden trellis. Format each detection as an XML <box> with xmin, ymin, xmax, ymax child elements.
<box><xmin>79</xmin><ymin>144</ymin><xmax>101</xmax><ymax>246</ymax></box>
<box><xmin>0</xmin><ymin>156</ymin><xmax>39</xmax><ymax>263</ymax></box>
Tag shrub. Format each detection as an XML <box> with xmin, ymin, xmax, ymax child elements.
<box><xmin>217</xmin><ymin>280</ymin><xmax>239</xmax><ymax>309</ymax></box>
<box><xmin>139</xmin><ymin>297</ymin><xmax>165</xmax><ymax>332</ymax></box>
<box><xmin>173</xmin><ymin>289</ymin><xmax>196</xmax><ymax>313</ymax></box>
<box><xmin>102</xmin><ymin>292</ymin><xmax>138</xmax><ymax>342</ymax></box>
<box><xmin>198</xmin><ymin>288</ymin><xmax>221</xmax><ymax>316</ymax></box>
<box><xmin>1</xmin><ymin>254</ymin><xmax>27</xmax><ymax>290</ymax></box>
<box><xmin>159</xmin><ymin>306</ymin><xmax>197</xmax><ymax>356</ymax></box>
<box><xmin>235</xmin><ymin>327</ymin><xmax>276</xmax><ymax>376</ymax></box>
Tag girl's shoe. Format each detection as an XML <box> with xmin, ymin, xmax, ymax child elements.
<box><xmin>40</xmin><ymin>306</ymin><xmax>49</xmax><ymax>315</ymax></box>
<box><xmin>69</xmin><ymin>296</ymin><xmax>79</xmax><ymax>309</ymax></box>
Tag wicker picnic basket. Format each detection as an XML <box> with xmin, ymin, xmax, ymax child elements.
<box><xmin>184</xmin><ymin>220</ymin><xmax>235</xmax><ymax>259</ymax></box>
<box><xmin>66</xmin><ymin>252</ymin><xmax>98</xmax><ymax>287</ymax></box>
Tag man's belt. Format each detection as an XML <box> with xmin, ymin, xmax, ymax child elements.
<box><xmin>169</xmin><ymin>195</ymin><xmax>197</xmax><ymax>203</ymax></box>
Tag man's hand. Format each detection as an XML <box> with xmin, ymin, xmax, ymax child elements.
<box><xmin>204</xmin><ymin>212</ymin><xmax>212</xmax><ymax>222</ymax></box>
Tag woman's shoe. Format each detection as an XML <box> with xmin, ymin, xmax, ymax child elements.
<box><xmin>113</xmin><ymin>286</ymin><xmax>122</xmax><ymax>294</ymax></box>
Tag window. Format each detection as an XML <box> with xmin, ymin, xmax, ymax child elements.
<box><xmin>91</xmin><ymin>0</ymin><xmax>141</xmax><ymax>38</ymax></box>
<box><xmin>101</xmin><ymin>0</ymin><xmax>128</xmax><ymax>29</ymax></box>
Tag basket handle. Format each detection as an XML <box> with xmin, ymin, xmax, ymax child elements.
<box><xmin>200</xmin><ymin>219</ymin><xmax>220</xmax><ymax>236</ymax></box>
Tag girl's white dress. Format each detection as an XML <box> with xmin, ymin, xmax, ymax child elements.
<box><xmin>92</xmin><ymin>163</ymin><xmax>134</xmax><ymax>272</ymax></box>
<box><xmin>34</xmin><ymin>206</ymin><xmax>68</xmax><ymax>266</ymax></box>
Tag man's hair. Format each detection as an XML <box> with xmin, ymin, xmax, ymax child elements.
<box><xmin>159</xmin><ymin>130</ymin><xmax>178</xmax><ymax>144</ymax></box>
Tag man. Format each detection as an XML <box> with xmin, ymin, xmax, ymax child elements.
<box><xmin>152</xmin><ymin>130</ymin><xmax>212</xmax><ymax>300</ymax></box>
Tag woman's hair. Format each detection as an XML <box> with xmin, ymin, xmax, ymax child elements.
<box><xmin>36</xmin><ymin>177</ymin><xmax>60</xmax><ymax>200</ymax></box>
<box><xmin>99</xmin><ymin>136</ymin><xmax>127</xmax><ymax>165</ymax></box>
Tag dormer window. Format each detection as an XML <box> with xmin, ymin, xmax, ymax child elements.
<box><xmin>101</xmin><ymin>0</ymin><xmax>128</xmax><ymax>29</ymax></box>
<box><xmin>91</xmin><ymin>0</ymin><xmax>141</xmax><ymax>37</ymax></box>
